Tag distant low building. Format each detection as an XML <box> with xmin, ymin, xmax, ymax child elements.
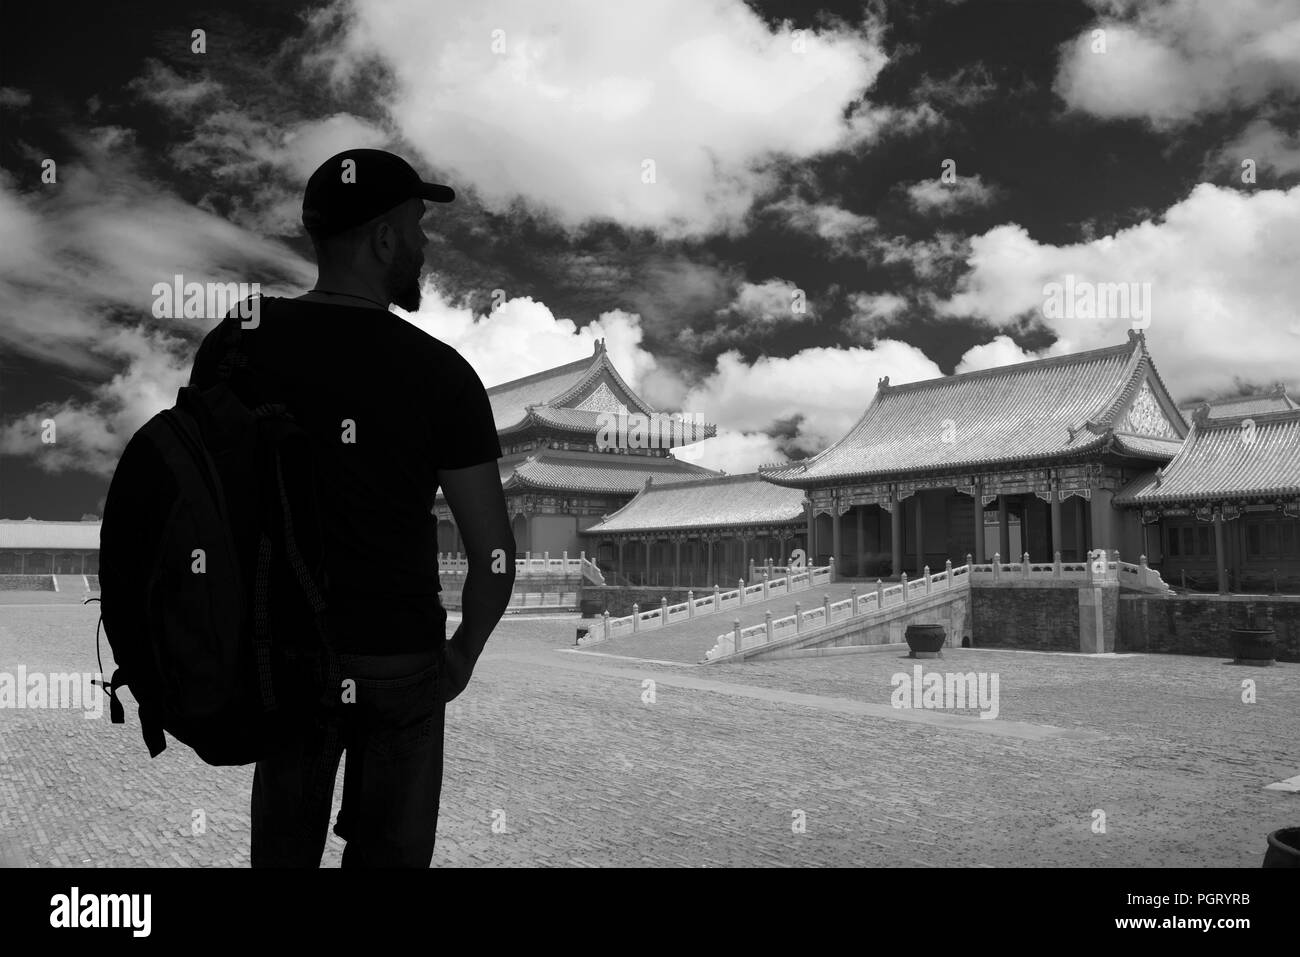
<box><xmin>581</xmin><ymin>472</ymin><xmax>807</xmax><ymax>586</ymax></box>
<box><xmin>1177</xmin><ymin>384</ymin><xmax>1298</xmax><ymax>421</ymax></box>
<box><xmin>0</xmin><ymin>519</ymin><xmax>101</xmax><ymax>574</ymax></box>
<box><xmin>1115</xmin><ymin>403</ymin><xmax>1300</xmax><ymax>592</ymax></box>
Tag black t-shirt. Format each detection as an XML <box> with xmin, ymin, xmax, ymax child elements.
<box><xmin>188</xmin><ymin>296</ymin><xmax>502</xmax><ymax>654</ymax></box>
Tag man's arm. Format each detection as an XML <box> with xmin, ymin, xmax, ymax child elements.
<box><xmin>436</xmin><ymin>460</ymin><xmax>516</xmax><ymax>679</ymax></box>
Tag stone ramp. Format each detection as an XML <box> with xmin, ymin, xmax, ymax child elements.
<box><xmin>582</xmin><ymin>582</ymin><xmax>866</xmax><ymax>663</ymax></box>
<box><xmin>52</xmin><ymin>575</ymin><xmax>90</xmax><ymax>594</ymax></box>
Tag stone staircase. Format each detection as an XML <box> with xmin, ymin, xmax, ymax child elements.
<box><xmin>580</xmin><ymin>582</ymin><xmax>866</xmax><ymax>663</ymax></box>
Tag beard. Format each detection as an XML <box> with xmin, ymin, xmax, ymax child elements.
<box><xmin>385</xmin><ymin>235</ymin><xmax>424</xmax><ymax>312</ymax></box>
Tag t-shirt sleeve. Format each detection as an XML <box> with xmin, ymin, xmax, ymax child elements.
<box><xmin>189</xmin><ymin>311</ymin><xmax>250</xmax><ymax>389</ymax></box>
<box><xmin>188</xmin><ymin>317</ymin><xmax>230</xmax><ymax>388</ymax></box>
<box><xmin>436</xmin><ymin>350</ymin><xmax>503</xmax><ymax>470</ymax></box>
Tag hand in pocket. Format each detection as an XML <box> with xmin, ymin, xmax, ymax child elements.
<box><xmin>438</xmin><ymin>641</ymin><xmax>473</xmax><ymax>703</ymax></box>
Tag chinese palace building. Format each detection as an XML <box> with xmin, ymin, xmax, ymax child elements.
<box><xmin>757</xmin><ymin>330</ymin><xmax>1187</xmax><ymax>579</ymax></box>
<box><xmin>580</xmin><ymin>472</ymin><xmax>807</xmax><ymax>586</ymax></box>
<box><xmin>434</xmin><ymin>338</ymin><xmax>719</xmax><ymax>561</ymax></box>
<box><xmin>8</xmin><ymin>333</ymin><xmax>1293</xmax><ymax>599</ymax></box>
<box><xmin>1115</xmin><ymin>402</ymin><xmax>1300</xmax><ymax>593</ymax></box>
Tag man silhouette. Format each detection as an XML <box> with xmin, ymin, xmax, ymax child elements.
<box><xmin>189</xmin><ymin>148</ymin><xmax>516</xmax><ymax>867</ymax></box>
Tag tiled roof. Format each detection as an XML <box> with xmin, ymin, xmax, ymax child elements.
<box><xmin>504</xmin><ymin>451</ymin><xmax>720</xmax><ymax>494</ymax></box>
<box><xmin>484</xmin><ymin>341</ymin><xmax>715</xmax><ymax>444</ymax></box>
<box><xmin>582</xmin><ymin>473</ymin><xmax>806</xmax><ymax>534</ymax></box>
<box><xmin>1115</xmin><ymin>407</ymin><xmax>1300</xmax><ymax>505</ymax></box>
<box><xmin>1113</xmin><ymin>434</ymin><xmax>1183</xmax><ymax>458</ymax></box>
<box><xmin>0</xmin><ymin>519</ymin><xmax>101</xmax><ymax>550</ymax></box>
<box><xmin>487</xmin><ymin>355</ymin><xmax>592</xmax><ymax>430</ymax></box>
<box><xmin>523</xmin><ymin>406</ymin><xmax>717</xmax><ymax>441</ymax></box>
<box><xmin>760</xmin><ymin>333</ymin><xmax>1185</xmax><ymax>488</ymax></box>
<box><xmin>1178</xmin><ymin>388</ymin><xmax>1299</xmax><ymax>420</ymax></box>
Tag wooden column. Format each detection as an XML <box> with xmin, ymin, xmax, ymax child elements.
<box><xmin>706</xmin><ymin>537</ymin><xmax>714</xmax><ymax>585</ymax></box>
<box><xmin>890</xmin><ymin>491</ymin><xmax>903</xmax><ymax>579</ymax></box>
<box><xmin>740</xmin><ymin>535</ymin><xmax>748</xmax><ymax>581</ymax></box>
<box><xmin>1074</xmin><ymin>498</ymin><xmax>1086</xmax><ymax>561</ymax></box>
<box><xmin>831</xmin><ymin>497</ymin><xmax>842</xmax><ymax>572</ymax></box>
<box><xmin>914</xmin><ymin>492</ymin><xmax>925</xmax><ymax>575</ymax></box>
<box><xmin>674</xmin><ymin>538</ymin><xmax>681</xmax><ymax>588</ymax></box>
<box><xmin>973</xmin><ymin>485</ymin><xmax>985</xmax><ymax>563</ymax></box>
<box><xmin>1050</xmin><ymin>484</ymin><xmax>1063</xmax><ymax>560</ymax></box>
<box><xmin>805</xmin><ymin>499</ymin><xmax>815</xmax><ymax>562</ymax></box>
<box><xmin>1214</xmin><ymin>508</ymin><xmax>1228</xmax><ymax>594</ymax></box>
<box><xmin>855</xmin><ymin>506</ymin><xmax>865</xmax><ymax>578</ymax></box>
<box><xmin>998</xmin><ymin>495</ymin><xmax>1010</xmax><ymax>559</ymax></box>
<box><xmin>617</xmin><ymin>539</ymin><xmax>624</xmax><ymax>580</ymax></box>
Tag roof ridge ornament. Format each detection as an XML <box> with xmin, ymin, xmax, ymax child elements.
<box><xmin>1192</xmin><ymin>403</ymin><xmax>1211</xmax><ymax>426</ymax></box>
<box><xmin>877</xmin><ymin>375</ymin><xmax>890</xmax><ymax>391</ymax></box>
<box><xmin>1127</xmin><ymin>328</ymin><xmax>1146</xmax><ymax>346</ymax></box>
<box><xmin>1154</xmin><ymin>466</ymin><xmax>1164</xmax><ymax>488</ymax></box>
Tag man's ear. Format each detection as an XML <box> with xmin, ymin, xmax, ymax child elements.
<box><xmin>368</xmin><ymin>217</ymin><xmax>397</xmax><ymax>264</ymax></box>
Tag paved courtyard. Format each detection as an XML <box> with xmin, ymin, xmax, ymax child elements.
<box><xmin>1</xmin><ymin>591</ymin><xmax>1298</xmax><ymax>867</ymax></box>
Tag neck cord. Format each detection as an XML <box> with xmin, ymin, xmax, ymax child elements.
<box><xmin>308</xmin><ymin>289</ymin><xmax>390</xmax><ymax>309</ymax></box>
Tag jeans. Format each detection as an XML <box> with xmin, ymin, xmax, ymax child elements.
<box><xmin>250</xmin><ymin>647</ymin><xmax>445</xmax><ymax>867</ymax></box>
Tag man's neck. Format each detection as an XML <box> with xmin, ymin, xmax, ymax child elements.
<box><xmin>295</xmin><ymin>278</ymin><xmax>390</xmax><ymax>311</ymax></box>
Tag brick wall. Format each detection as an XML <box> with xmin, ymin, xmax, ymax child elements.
<box><xmin>971</xmin><ymin>584</ymin><xmax>1080</xmax><ymax>651</ymax></box>
<box><xmin>1119</xmin><ymin>594</ymin><xmax>1300</xmax><ymax>662</ymax></box>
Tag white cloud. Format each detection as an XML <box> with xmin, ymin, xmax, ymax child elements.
<box><xmin>906</xmin><ymin>174</ymin><xmax>999</xmax><ymax>214</ymax></box>
<box><xmin>682</xmin><ymin>339</ymin><xmax>944</xmax><ymax>461</ymax></box>
<box><xmin>396</xmin><ymin>287</ymin><xmax>683</xmax><ymax>407</ymax></box>
<box><xmin>302</xmin><ymin>0</ymin><xmax>892</xmax><ymax>238</ymax></box>
<box><xmin>726</xmin><ymin>279</ymin><xmax>813</xmax><ymax>324</ymax></box>
<box><xmin>937</xmin><ymin>182</ymin><xmax>1300</xmax><ymax>398</ymax></box>
<box><xmin>131</xmin><ymin>62</ymin><xmax>392</xmax><ymax>237</ymax></box>
<box><xmin>0</xmin><ymin>127</ymin><xmax>315</xmax><ymax>476</ymax></box>
<box><xmin>0</xmin><ymin>87</ymin><xmax>32</xmax><ymax>108</ymax></box>
<box><xmin>954</xmin><ymin>335</ymin><xmax>1076</xmax><ymax>374</ymax></box>
<box><xmin>764</xmin><ymin>196</ymin><xmax>877</xmax><ymax>256</ymax></box>
<box><xmin>671</xmin><ymin>428</ymin><xmax>785</xmax><ymax>474</ymax></box>
<box><xmin>846</xmin><ymin>291</ymin><xmax>909</xmax><ymax>338</ymax></box>
<box><xmin>1213</xmin><ymin>118</ymin><xmax>1300</xmax><ymax>178</ymax></box>
<box><xmin>1055</xmin><ymin>0</ymin><xmax>1300</xmax><ymax>126</ymax></box>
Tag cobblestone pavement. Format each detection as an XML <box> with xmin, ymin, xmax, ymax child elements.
<box><xmin>2</xmin><ymin>593</ymin><xmax>1298</xmax><ymax>867</ymax></box>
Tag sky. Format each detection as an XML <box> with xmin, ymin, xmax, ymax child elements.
<box><xmin>1</xmin><ymin>0</ymin><xmax>1298</xmax><ymax>519</ymax></box>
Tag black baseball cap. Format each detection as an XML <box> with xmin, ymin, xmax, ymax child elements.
<box><xmin>302</xmin><ymin>148</ymin><xmax>455</xmax><ymax>236</ymax></box>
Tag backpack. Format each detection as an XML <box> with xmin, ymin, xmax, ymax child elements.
<box><xmin>96</xmin><ymin>306</ymin><xmax>343</xmax><ymax>772</ymax></box>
